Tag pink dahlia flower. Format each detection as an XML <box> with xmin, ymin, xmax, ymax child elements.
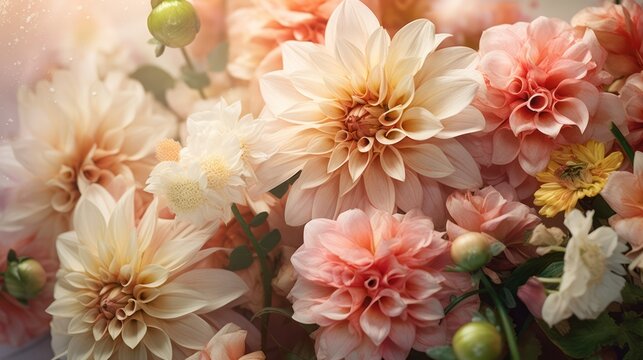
<box><xmin>476</xmin><ymin>16</ymin><xmax>623</xmax><ymax>176</ymax></box>
<box><xmin>446</xmin><ymin>186</ymin><xmax>539</xmax><ymax>280</ymax></box>
<box><xmin>602</xmin><ymin>151</ymin><xmax>643</xmax><ymax>272</ymax></box>
<box><xmin>620</xmin><ymin>71</ymin><xmax>643</xmax><ymax>151</ymax></box>
<box><xmin>289</xmin><ymin>209</ymin><xmax>478</xmax><ymax>360</ymax></box>
<box><xmin>572</xmin><ymin>0</ymin><xmax>643</xmax><ymax>79</ymax></box>
<box><xmin>186</xmin><ymin>323</ymin><xmax>265</xmax><ymax>360</ymax></box>
<box><xmin>0</xmin><ymin>234</ymin><xmax>57</xmax><ymax>347</ymax></box>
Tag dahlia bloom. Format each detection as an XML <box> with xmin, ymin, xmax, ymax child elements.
<box><xmin>0</xmin><ymin>60</ymin><xmax>176</xmax><ymax>240</ymax></box>
<box><xmin>476</xmin><ymin>16</ymin><xmax>621</xmax><ymax>176</ymax></box>
<box><xmin>47</xmin><ymin>185</ymin><xmax>248</xmax><ymax>359</ymax></box>
<box><xmin>257</xmin><ymin>0</ymin><xmax>485</xmax><ymax>226</ymax></box>
<box><xmin>0</xmin><ymin>234</ymin><xmax>57</xmax><ymax>347</ymax></box>
<box><xmin>619</xmin><ymin>71</ymin><xmax>643</xmax><ymax>151</ymax></box>
<box><xmin>146</xmin><ymin>100</ymin><xmax>269</xmax><ymax>225</ymax></box>
<box><xmin>186</xmin><ymin>323</ymin><xmax>266</xmax><ymax>360</ymax></box>
<box><xmin>289</xmin><ymin>209</ymin><xmax>477</xmax><ymax>360</ymax></box>
<box><xmin>602</xmin><ymin>151</ymin><xmax>643</xmax><ymax>272</ymax></box>
<box><xmin>542</xmin><ymin>210</ymin><xmax>629</xmax><ymax>326</ymax></box>
<box><xmin>446</xmin><ymin>186</ymin><xmax>539</xmax><ymax>278</ymax></box>
<box><xmin>534</xmin><ymin>141</ymin><xmax>623</xmax><ymax>218</ymax></box>
<box><xmin>572</xmin><ymin>0</ymin><xmax>643</xmax><ymax>79</ymax></box>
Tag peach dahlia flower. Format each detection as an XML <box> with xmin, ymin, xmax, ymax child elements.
<box><xmin>475</xmin><ymin>16</ymin><xmax>621</xmax><ymax>176</ymax></box>
<box><xmin>0</xmin><ymin>60</ymin><xmax>176</xmax><ymax>241</ymax></box>
<box><xmin>186</xmin><ymin>323</ymin><xmax>266</xmax><ymax>360</ymax></box>
<box><xmin>572</xmin><ymin>0</ymin><xmax>643</xmax><ymax>79</ymax></box>
<box><xmin>602</xmin><ymin>151</ymin><xmax>643</xmax><ymax>272</ymax></box>
<box><xmin>620</xmin><ymin>71</ymin><xmax>643</xmax><ymax>151</ymax></box>
<box><xmin>257</xmin><ymin>0</ymin><xmax>485</xmax><ymax>226</ymax></box>
<box><xmin>289</xmin><ymin>209</ymin><xmax>477</xmax><ymax>360</ymax></box>
<box><xmin>47</xmin><ymin>186</ymin><xmax>248</xmax><ymax>359</ymax></box>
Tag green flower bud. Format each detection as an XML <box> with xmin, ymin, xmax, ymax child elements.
<box><xmin>453</xmin><ymin>322</ymin><xmax>503</xmax><ymax>360</ymax></box>
<box><xmin>450</xmin><ymin>232</ymin><xmax>492</xmax><ymax>272</ymax></box>
<box><xmin>4</xmin><ymin>258</ymin><xmax>47</xmax><ymax>302</ymax></box>
<box><xmin>148</xmin><ymin>0</ymin><xmax>200</xmax><ymax>48</ymax></box>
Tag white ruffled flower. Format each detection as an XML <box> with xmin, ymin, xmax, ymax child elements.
<box><xmin>542</xmin><ymin>210</ymin><xmax>630</xmax><ymax>326</ymax></box>
<box><xmin>47</xmin><ymin>185</ymin><xmax>248</xmax><ymax>359</ymax></box>
<box><xmin>146</xmin><ymin>99</ymin><xmax>268</xmax><ymax>225</ymax></box>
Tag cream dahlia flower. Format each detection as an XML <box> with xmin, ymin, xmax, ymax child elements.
<box><xmin>47</xmin><ymin>185</ymin><xmax>248</xmax><ymax>359</ymax></box>
<box><xmin>0</xmin><ymin>60</ymin><xmax>177</xmax><ymax>241</ymax></box>
<box><xmin>542</xmin><ymin>210</ymin><xmax>629</xmax><ymax>326</ymax></box>
<box><xmin>146</xmin><ymin>100</ymin><xmax>269</xmax><ymax>225</ymax></box>
<box><xmin>257</xmin><ymin>0</ymin><xmax>485</xmax><ymax>226</ymax></box>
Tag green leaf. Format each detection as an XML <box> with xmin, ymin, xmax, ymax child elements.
<box><xmin>130</xmin><ymin>65</ymin><xmax>176</xmax><ymax>105</ymax></box>
<box><xmin>538</xmin><ymin>261</ymin><xmax>564</xmax><ymax>278</ymax></box>
<box><xmin>227</xmin><ymin>245</ymin><xmax>254</xmax><ymax>271</ymax></box>
<box><xmin>503</xmin><ymin>252</ymin><xmax>565</xmax><ymax>293</ymax></box>
<box><xmin>518</xmin><ymin>331</ymin><xmax>542</xmax><ymax>360</ymax></box>
<box><xmin>207</xmin><ymin>42</ymin><xmax>229</xmax><ymax>72</ymax></box>
<box><xmin>484</xmin><ymin>308</ymin><xmax>498</xmax><ymax>326</ymax></box>
<box><xmin>260</xmin><ymin>229</ymin><xmax>281</xmax><ymax>253</ymax></box>
<box><xmin>621</xmin><ymin>282</ymin><xmax>643</xmax><ymax>305</ymax></box>
<box><xmin>181</xmin><ymin>65</ymin><xmax>210</xmax><ymax>90</ymax></box>
<box><xmin>249</xmin><ymin>212</ymin><xmax>269</xmax><ymax>227</ymax></box>
<box><xmin>426</xmin><ymin>346</ymin><xmax>456</xmax><ymax>360</ymax></box>
<box><xmin>538</xmin><ymin>313</ymin><xmax>619</xmax><ymax>358</ymax></box>
<box><xmin>269</xmin><ymin>171</ymin><xmax>301</xmax><ymax>198</ymax></box>
<box><xmin>155</xmin><ymin>43</ymin><xmax>166</xmax><ymax>57</ymax></box>
<box><xmin>502</xmin><ymin>287</ymin><xmax>517</xmax><ymax>309</ymax></box>
<box><xmin>7</xmin><ymin>249</ymin><xmax>18</xmax><ymax>263</ymax></box>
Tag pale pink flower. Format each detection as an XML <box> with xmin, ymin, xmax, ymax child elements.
<box><xmin>186</xmin><ymin>323</ymin><xmax>265</xmax><ymax>360</ymax></box>
<box><xmin>0</xmin><ymin>234</ymin><xmax>57</xmax><ymax>347</ymax></box>
<box><xmin>289</xmin><ymin>209</ymin><xmax>478</xmax><ymax>360</ymax></box>
<box><xmin>572</xmin><ymin>0</ymin><xmax>643</xmax><ymax>79</ymax></box>
<box><xmin>619</xmin><ymin>71</ymin><xmax>643</xmax><ymax>151</ymax></box>
<box><xmin>475</xmin><ymin>16</ymin><xmax>624</xmax><ymax>177</ymax></box>
<box><xmin>602</xmin><ymin>151</ymin><xmax>643</xmax><ymax>271</ymax></box>
<box><xmin>257</xmin><ymin>0</ymin><xmax>485</xmax><ymax>227</ymax></box>
<box><xmin>427</xmin><ymin>0</ymin><xmax>526</xmax><ymax>48</ymax></box>
<box><xmin>189</xmin><ymin>0</ymin><xmax>227</xmax><ymax>63</ymax></box>
<box><xmin>446</xmin><ymin>186</ymin><xmax>540</xmax><ymax>280</ymax></box>
<box><xmin>47</xmin><ymin>185</ymin><xmax>248</xmax><ymax>359</ymax></box>
<box><xmin>0</xmin><ymin>60</ymin><xmax>177</xmax><ymax>241</ymax></box>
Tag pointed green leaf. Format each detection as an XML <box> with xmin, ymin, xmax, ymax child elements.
<box><xmin>227</xmin><ymin>245</ymin><xmax>254</xmax><ymax>271</ymax></box>
<box><xmin>249</xmin><ymin>212</ymin><xmax>269</xmax><ymax>227</ymax></box>
<box><xmin>130</xmin><ymin>65</ymin><xmax>176</xmax><ymax>106</ymax></box>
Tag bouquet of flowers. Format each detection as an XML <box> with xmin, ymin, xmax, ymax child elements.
<box><xmin>1</xmin><ymin>0</ymin><xmax>642</xmax><ymax>359</ymax></box>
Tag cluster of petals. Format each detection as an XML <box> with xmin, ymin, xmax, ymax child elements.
<box><xmin>542</xmin><ymin>210</ymin><xmax>629</xmax><ymax>326</ymax></box>
<box><xmin>0</xmin><ymin>59</ymin><xmax>176</xmax><ymax>241</ymax></box>
<box><xmin>257</xmin><ymin>0</ymin><xmax>485</xmax><ymax>227</ymax></box>
<box><xmin>0</xmin><ymin>234</ymin><xmax>58</xmax><ymax>347</ymax></box>
<box><xmin>602</xmin><ymin>151</ymin><xmax>643</xmax><ymax>272</ymax></box>
<box><xmin>47</xmin><ymin>186</ymin><xmax>248</xmax><ymax>359</ymax></box>
<box><xmin>446</xmin><ymin>185</ymin><xmax>539</xmax><ymax>278</ymax></box>
<box><xmin>289</xmin><ymin>209</ymin><xmax>477</xmax><ymax>360</ymax></box>
<box><xmin>187</xmin><ymin>322</ymin><xmax>265</xmax><ymax>360</ymax></box>
<box><xmin>619</xmin><ymin>71</ymin><xmax>643</xmax><ymax>150</ymax></box>
<box><xmin>146</xmin><ymin>99</ymin><xmax>270</xmax><ymax>226</ymax></box>
<box><xmin>571</xmin><ymin>0</ymin><xmax>643</xmax><ymax>79</ymax></box>
<box><xmin>474</xmin><ymin>16</ymin><xmax>623</xmax><ymax>178</ymax></box>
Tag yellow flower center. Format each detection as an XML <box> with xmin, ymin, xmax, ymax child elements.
<box><xmin>166</xmin><ymin>178</ymin><xmax>205</xmax><ymax>213</ymax></box>
<box><xmin>580</xmin><ymin>243</ymin><xmax>606</xmax><ymax>285</ymax></box>
<box><xmin>155</xmin><ymin>138</ymin><xmax>182</xmax><ymax>162</ymax></box>
<box><xmin>201</xmin><ymin>156</ymin><xmax>231</xmax><ymax>189</ymax></box>
<box><xmin>555</xmin><ymin>161</ymin><xmax>593</xmax><ymax>189</ymax></box>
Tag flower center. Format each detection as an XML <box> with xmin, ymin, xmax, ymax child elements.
<box><xmin>580</xmin><ymin>243</ymin><xmax>606</xmax><ymax>285</ymax></box>
<box><xmin>166</xmin><ymin>178</ymin><xmax>206</xmax><ymax>213</ymax></box>
<box><xmin>99</xmin><ymin>284</ymin><xmax>130</xmax><ymax>320</ymax></box>
<box><xmin>201</xmin><ymin>156</ymin><xmax>231</xmax><ymax>189</ymax></box>
<box><xmin>345</xmin><ymin>105</ymin><xmax>380</xmax><ymax>139</ymax></box>
<box><xmin>156</xmin><ymin>138</ymin><xmax>182</xmax><ymax>162</ymax></box>
<box><xmin>554</xmin><ymin>161</ymin><xmax>593</xmax><ymax>188</ymax></box>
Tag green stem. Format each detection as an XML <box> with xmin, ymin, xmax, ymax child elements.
<box><xmin>444</xmin><ymin>289</ymin><xmax>485</xmax><ymax>315</ymax></box>
<box><xmin>480</xmin><ymin>275</ymin><xmax>520</xmax><ymax>360</ymax></box>
<box><xmin>180</xmin><ymin>47</ymin><xmax>207</xmax><ymax>100</ymax></box>
<box><xmin>231</xmin><ymin>204</ymin><xmax>273</xmax><ymax>351</ymax></box>
<box><xmin>611</xmin><ymin>122</ymin><xmax>635</xmax><ymax>163</ymax></box>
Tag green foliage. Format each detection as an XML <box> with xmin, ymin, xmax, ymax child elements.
<box><xmin>538</xmin><ymin>261</ymin><xmax>564</xmax><ymax>278</ymax></box>
<box><xmin>621</xmin><ymin>282</ymin><xmax>643</xmax><ymax>305</ymax></box>
<box><xmin>227</xmin><ymin>245</ymin><xmax>254</xmax><ymax>271</ymax></box>
<box><xmin>130</xmin><ymin>65</ymin><xmax>175</xmax><ymax>105</ymax></box>
<box><xmin>538</xmin><ymin>313</ymin><xmax>619</xmax><ymax>358</ymax></box>
<box><xmin>181</xmin><ymin>64</ymin><xmax>210</xmax><ymax>90</ymax></box>
<box><xmin>208</xmin><ymin>42</ymin><xmax>229</xmax><ymax>72</ymax></box>
<box><xmin>619</xmin><ymin>312</ymin><xmax>643</xmax><ymax>360</ymax></box>
<box><xmin>503</xmin><ymin>252</ymin><xmax>564</xmax><ymax>293</ymax></box>
<box><xmin>249</xmin><ymin>212</ymin><xmax>269</xmax><ymax>227</ymax></box>
<box><xmin>269</xmin><ymin>171</ymin><xmax>301</xmax><ymax>198</ymax></box>
<box><xmin>259</xmin><ymin>229</ymin><xmax>281</xmax><ymax>253</ymax></box>
<box><xmin>426</xmin><ymin>346</ymin><xmax>457</xmax><ymax>360</ymax></box>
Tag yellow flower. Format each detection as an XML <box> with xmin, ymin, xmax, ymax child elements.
<box><xmin>534</xmin><ymin>140</ymin><xmax>623</xmax><ymax>218</ymax></box>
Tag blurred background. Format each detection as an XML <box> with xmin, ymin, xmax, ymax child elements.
<box><xmin>0</xmin><ymin>0</ymin><xmax>603</xmax><ymax>358</ymax></box>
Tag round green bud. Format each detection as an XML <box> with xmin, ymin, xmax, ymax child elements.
<box><xmin>4</xmin><ymin>258</ymin><xmax>47</xmax><ymax>301</ymax></box>
<box><xmin>451</xmin><ymin>232</ymin><xmax>492</xmax><ymax>272</ymax></box>
<box><xmin>148</xmin><ymin>0</ymin><xmax>200</xmax><ymax>48</ymax></box>
<box><xmin>453</xmin><ymin>322</ymin><xmax>503</xmax><ymax>360</ymax></box>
